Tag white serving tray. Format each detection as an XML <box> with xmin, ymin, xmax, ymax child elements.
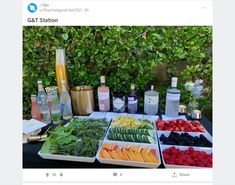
<box><xmin>96</xmin><ymin>140</ymin><xmax>161</xmax><ymax>168</ymax></box>
<box><xmin>109</xmin><ymin>114</ymin><xmax>158</xmax><ymax>130</ymax></box>
<box><xmin>104</xmin><ymin>126</ymin><xmax>157</xmax><ymax>144</ymax></box>
<box><xmin>38</xmin><ymin>151</ymin><xmax>96</xmax><ymax>163</ymax></box>
<box><xmin>89</xmin><ymin>111</ymin><xmax>108</xmax><ymax>118</ymax></box>
<box><xmin>106</xmin><ymin>115</ymin><xmax>158</xmax><ymax>143</ymax></box>
<box><xmin>125</xmin><ymin>113</ymin><xmax>143</xmax><ymax>119</ymax></box>
<box><xmin>156</xmin><ymin>116</ymin><xmax>209</xmax><ymax>135</ymax></box>
<box><xmin>160</xmin><ymin>145</ymin><xmax>212</xmax><ymax>168</ymax></box>
<box><xmin>157</xmin><ymin>131</ymin><xmax>212</xmax><ymax>146</ymax></box>
<box><xmin>142</xmin><ymin>115</ymin><xmax>159</xmax><ymax>123</ymax></box>
<box><xmin>38</xmin><ymin>116</ymin><xmax>110</xmax><ymax>163</ymax></box>
<box><xmin>37</xmin><ymin>114</ymin><xmax>159</xmax><ymax>165</ymax></box>
<box><xmin>161</xmin><ymin>115</ymin><xmax>187</xmax><ymax>121</ymax></box>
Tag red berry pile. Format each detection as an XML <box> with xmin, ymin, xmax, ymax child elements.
<box><xmin>163</xmin><ymin>146</ymin><xmax>212</xmax><ymax>167</ymax></box>
<box><xmin>156</xmin><ymin>119</ymin><xmax>205</xmax><ymax>132</ymax></box>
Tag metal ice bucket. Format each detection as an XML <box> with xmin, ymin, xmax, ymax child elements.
<box><xmin>70</xmin><ymin>86</ymin><xmax>94</xmax><ymax>115</ymax></box>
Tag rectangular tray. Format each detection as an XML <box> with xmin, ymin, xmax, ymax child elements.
<box><xmin>38</xmin><ymin>117</ymin><xmax>110</xmax><ymax>163</ymax></box>
<box><xmin>161</xmin><ymin>115</ymin><xmax>187</xmax><ymax>121</ymax></box>
<box><xmin>38</xmin><ymin>151</ymin><xmax>96</xmax><ymax>163</ymax></box>
<box><xmin>157</xmin><ymin>131</ymin><xmax>212</xmax><ymax>146</ymax></box>
<box><xmin>106</xmin><ymin>114</ymin><xmax>158</xmax><ymax>141</ymax></box>
<box><xmin>160</xmin><ymin>145</ymin><xmax>212</xmax><ymax>168</ymax></box>
<box><xmin>97</xmin><ymin>140</ymin><xmax>161</xmax><ymax>168</ymax></box>
<box><xmin>156</xmin><ymin>116</ymin><xmax>209</xmax><ymax>135</ymax></box>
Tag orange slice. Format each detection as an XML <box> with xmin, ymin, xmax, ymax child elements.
<box><xmin>121</xmin><ymin>148</ymin><xmax>130</xmax><ymax>160</ymax></box>
<box><xmin>102</xmin><ymin>149</ymin><xmax>113</xmax><ymax>159</ymax></box>
<box><xmin>110</xmin><ymin>150</ymin><xmax>121</xmax><ymax>160</ymax></box>
<box><xmin>109</xmin><ymin>144</ymin><xmax>118</xmax><ymax>151</ymax></box>
<box><xmin>116</xmin><ymin>148</ymin><xmax>127</xmax><ymax>160</ymax></box>
<box><xmin>99</xmin><ymin>150</ymin><xmax>104</xmax><ymax>158</ymax></box>
<box><xmin>128</xmin><ymin>150</ymin><xmax>137</xmax><ymax>161</ymax></box>
<box><xmin>147</xmin><ymin>148</ymin><xmax>157</xmax><ymax>157</ymax></box>
<box><xmin>134</xmin><ymin>151</ymin><xmax>145</xmax><ymax>162</ymax></box>
<box><xmin>147</xmin><ymin>152</ymin><xmax>159</xmax><ymax>163</ymax></box>
<box><xmin>102</xmin><ymin>143</ymin><xmax>108</xmax><ymax>149</ymax></box>
<box><xmin>123</xmin><ymin>148</ymin><xmax>131</xmax><ymax>160</ymax></box>
<box><xmin>124</xmin><ymin>145</ymin><xmax>131</xmax><ymax>151</ymax></box>
<box><xmin>141</xmin><ymin>148</ymin><xmax>150</xmax><ymax>162</ymax></box>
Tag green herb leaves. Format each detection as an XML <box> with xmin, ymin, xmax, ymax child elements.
<box><xmin>40</xmin><ymin>118</ymin><xmax>109</xmax><ymax>157</ymax></box>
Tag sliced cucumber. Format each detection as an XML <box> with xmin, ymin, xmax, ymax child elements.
<box><xmin>107</xmin><ymin>131</ymin><xmax>155</xmax><ymax>144</ymax></box>
<box><xmin>147</xmin><ymin>136</ymin><xmax>155</xmax><ymax>144</ymax></box>
<box><xmin>147</xmin><ymin>130</ymin><xmax>154</xmax><ymax>137</ymax></box>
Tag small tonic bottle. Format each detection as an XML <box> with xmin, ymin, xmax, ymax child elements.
<box><xmin>36</xmin><ymin>80</ymin><xmax>47</xmax><ymax>110</ymax></box>
<box><xmin>31</xmin><ymin>94</ymin><xmax>42</xmax><ymax>121</ymax></box>
<box><xmin>40</xmin><ymin>94</ymin><xmax>51</xmax><ymax>124</ymax></box>
<box><xmin>60</xmin><ymin>80</ymin><xmax>73</xmax><ymax>120</ymax></box>
<box><xmin>51</xmin><ymin>87</ymin><xmax>62</xmax><ymax>124</ymax></box>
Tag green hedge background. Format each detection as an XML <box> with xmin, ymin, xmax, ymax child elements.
<box><xmin>23</xmin><ymin>26</ymin><xmax>212</xmax><ymax>120</ymax></box>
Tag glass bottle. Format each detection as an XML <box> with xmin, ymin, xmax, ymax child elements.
<box><xmin>60</xmin><ymin>80</ymin><xmax>73</xmax><ymax>120</ymax></box>
<box><xmin>36</xmin><ymin>80</ymin><xmax>47</xmax><ymax>110</ymax></box>
<box><xmin>31</xmin><ymin>94</ymin><xmax>42</xmax><ymax>121</ymax></box>
<box><xmin>40</xmin><ymin>94</ymin><xmax>51</xmax><ymax>124</ymax></box>
<box><xmin>56</xmin><ymin>48</ymin><xmax>69</xmax><ymax>93</ymax></box>
<box><xmin>47</xmin><ymin>94</ymin><xmax>52</xmax><ymax>110</ymax></box>
<box><xmin>113</xmin><ymin>81</ymin><xmax>125</xmax><ymax>113</ymax></box>
<box><xmin>128</xmin><ymin>84</ymin><xmax>138</xmax><ymax>114</ymax></box>
<box><xmin>144</xmin><ymin>85</ymin><xmax>159</xmax><ymax>115</ymax></box>
<box><xmin>51</xmin><ymin>88</ymin><xmax>62</xmax><ymax>124</ymax></box>
<box><xmin>165</xmin><ymin>77</ymin><xmax>181</xmax><ymax>118</ymax></box>
<box><xmin>98</xmin><ymin>76</ymin><xmax>110</xmax><ymax>112</ymax></box>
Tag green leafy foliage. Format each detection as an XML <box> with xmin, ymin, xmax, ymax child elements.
<box><xmin>41</xmin><ymin>118</ymin><xmax>109</xmax><ymax>157</ymax></box>
<box><xmin>23</xmin><ymin>26</ymin><xmax>212</xmax><ymax>120</ymax></box>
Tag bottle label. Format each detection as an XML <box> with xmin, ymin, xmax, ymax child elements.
<box><xmin>113</xmin><ymin>98</ymin><xmax>125</xmax><ymax>110</ymax></box>
<box><xmin>145</xmin><ymin>95</ymin><xmax>158</xmax><ymax>105</ymax></box>
<box><xmin>61</xmin><ymin>103</ymin><xmax>65</xmax><ymax>111</ymax></box>
<box><xmin>98</xmin><ymin>91</ymin><xmax>109</xmax><ymax>100</ymax></box>
<box><xmin>61</xmin><ymin>101</ymin><xmax>72</xmax><ymax>113</ymax></box>
<box><xmin>166</xmin><ymin>93</ymin><xmax>180</xmax><ymax>101</ymax></box>
<box><xmin>99</xmin><ymin>104</ymin><xmax>105</xmax><ymax>111</ymax></box>
<box><xmin>128</xmin><ymin>97</ymin><xmax>137</xmax><ymax>105</ymax></box>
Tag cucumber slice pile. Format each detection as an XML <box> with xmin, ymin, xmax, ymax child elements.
<box><xmin>107</xmin><ymin>132</ymin><xmax>155</xmax><ymax>144</ymax></box>
<box><xmin>109</xmin><ymin>127</ymin><xmax>154</xmax><ymax>137</ymax></box>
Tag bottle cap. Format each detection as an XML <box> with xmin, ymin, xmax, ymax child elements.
<box><xmin>171</xmin><ymin>77</ymin><xmax>178</xmax><ymax>88</ymax></box>
<box><xmin>37</xmin><ymin>80</ymin><xmax>42</xmax><ymax>84</ymax></box>
<box><xmin>131</xmin><ymin>83</ymin><xmax>135</xmax><ymax>90</ymax></box>
<box><xmin>100</xmin><ymin>76</ymin><xmax>105</xmax><ymax>83</ymax></box>
<box><xmin>150</xmin><ymin>85</ymin><xmax>154</xmax><ymax>90</ymax></box>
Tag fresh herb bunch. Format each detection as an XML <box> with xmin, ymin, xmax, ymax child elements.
<box><xmin>40</xmin><ymin>118</ymin><xmax>109</xmax><ymax>157</ymax></box>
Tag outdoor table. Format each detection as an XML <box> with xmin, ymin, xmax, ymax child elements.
<box><xmin>23</xmin><ymin>112</ymin><xmax>212</xmax><ymax>168</ymax></box>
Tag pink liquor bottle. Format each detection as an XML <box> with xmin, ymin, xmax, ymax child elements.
<box><xmin>31</xmin><ymin>94</ymin><xmax>42</xmax><ymax>121</ymax></box>
<box><xmin>98</xmin><ymin>76</ymin><xmax>110</xmax><ymax>112</ymax></box>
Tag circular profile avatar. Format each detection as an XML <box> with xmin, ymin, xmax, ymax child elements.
<box><xmin>28</xmin><ymin>3</ymin><xmax>37</xmax><ymax>13</ymax></box>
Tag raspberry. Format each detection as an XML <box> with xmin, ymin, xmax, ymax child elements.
<box><xmin>163</xmin><ymin>147</ymin><xmax>212</xmax><ymax>167</ymax></box>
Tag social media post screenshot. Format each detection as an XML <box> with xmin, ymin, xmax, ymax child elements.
<box><xmin>22</xmin><ymin>0</ymin><xmax>213</xmax><ymax>184</ymax></box>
